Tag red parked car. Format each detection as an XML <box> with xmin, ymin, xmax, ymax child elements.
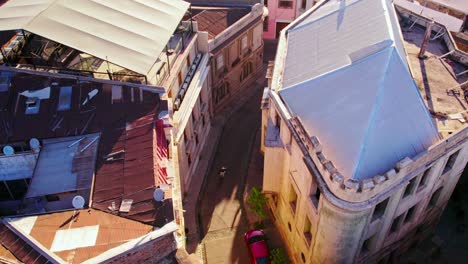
<box><xmin>244</xmin><ymin>229</ymin><xmax>270</xmax><ymax>264</ymax></box>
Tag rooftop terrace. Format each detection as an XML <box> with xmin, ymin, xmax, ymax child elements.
<box><xmin>402</xmin><ymin>25</ymin><xmax>468</xmax><ymax>138</ymax></box>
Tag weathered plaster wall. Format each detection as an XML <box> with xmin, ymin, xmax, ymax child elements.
<box><xmin>312</xmin><ymin>198</ymin><xmax>369</xmax><ymax>263</ymax></box>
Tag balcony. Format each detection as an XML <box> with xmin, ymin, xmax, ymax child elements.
<box><xmin>173</xmin><ymin>53</ymin><xmax>203</xmax><ymax>111</ymax></box>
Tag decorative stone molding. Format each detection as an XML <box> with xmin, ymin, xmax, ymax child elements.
<box><xmin>317</xmin><ymin>152</ymin><xmax>327</xmax><ymax>164</ymax></box>
<box><xmin>396</xmin><ymin>157</ymin><xmax>413</xmax><ymax>171</ymax></box>
<box><xmin>372</xmin><ymin>175</ymin><xmax>386</xmax><ymax>185</ymax></box>
<box><xmin>324</xmin><ymin>161</ymin><xmax>338</xmax><ymax>174</ymax></box>
<box><xmin>361</xmin><ymin>179</ymin><xmax>375</xmax><ymax>192</ymax></box>
<box><xmin>344</xmin><ymin>179</ymin><xmax>360</xmax><ymax>192</ymax></box>
<box><xmin>310</xmin><ymin>136</ymin><xmax>322</xmax><ymax>153</ymax></box>
<box><xmin>330</xmin><ymin>172</ymin><xmax>344</xmax><ymax>186</ymax></box>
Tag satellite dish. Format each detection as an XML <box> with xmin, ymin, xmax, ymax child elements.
<box><xmin>72</xmin><ymin>195</ymin><xmax>85</xmax><ymax>209</ymax></box>
<box><xmin>29</xmin><ymin>138</ymin><xmax>40</xmax><ymax>152</ymax></box>
<box><xmin>2</xmin><ymin>145</ymin><xmax>14</xmax><ymax>156</ymax></box>
<box><xmin>153</xmin><ymin>188</ymin><xmax>164</xmax><ymax>202</ymax></box>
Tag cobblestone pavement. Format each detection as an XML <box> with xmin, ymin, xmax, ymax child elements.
<box><xmin>183</xmin><ymin>40</ymin><xmax>283</xmax><ymax>264</ymax></box>
<box><xmin>199</xmin><ymin>80</ymin><xmax>263</xmax><ymax>263</ymax></box>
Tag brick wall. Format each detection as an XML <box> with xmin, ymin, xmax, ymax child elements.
<box><xmin>105</xmin><ymin>234</ymin><xmax>177</xmax><ymax>264</ymax></box>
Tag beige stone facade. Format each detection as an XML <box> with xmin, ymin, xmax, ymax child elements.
<box><xmin>262</xmin><ymin>99</ymin><xmax>467</xmax><ymax>263</ymax></box>
<box><xmin>260</xmin><ymin>1</ymin><xmax>468</xmax><ymax>263</ymax></box>
<box><xmin>208</xmin><ymin>4</ymin><xmax>265</xmax><ymax>111</ymax></box>
<box><xmin>171</xmin><ymin>4</ymin><xmax>265</xmax><ymax>195</ymax></box>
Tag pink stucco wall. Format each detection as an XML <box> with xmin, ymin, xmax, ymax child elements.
<box><xmin>263</xmin><ymin>0</ymin><xmax>297</xmax><ymax>39</ymax></box>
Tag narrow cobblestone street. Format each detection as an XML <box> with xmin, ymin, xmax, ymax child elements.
<box><xmin>180</xmin><ymin>40</ymin><xmax>283</xmax><ymax>264</ymax></box>
<box><xmin>199</xmin><ymin>84</ymin><xmax>262</xmax><ymax>263</ymax></box>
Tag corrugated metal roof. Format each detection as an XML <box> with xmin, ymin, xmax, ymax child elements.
<box><xmin>278</xmin><ymin>0</ymin><xmax>440</xmax><ymax>180</ymax></box>
<box><xmin>283</xmin><ymin>0</ymin><xmax>407</xmax><ymax>88</ymax></box>
<box><xmin>0</xmin><ymin>0</ymin><xmax>190</xmax><ymax>75</ymax></box>
<box><xmin>6</xmin><ymin>209</ymin><xmax>154</xmax><ymax>264</ymax></box>
<box><xmin>193</xmin><ymin>8</ymin><xmax>250</xmax><ymax>39</ymax></box>
<box><xmin>0</xmin><ymin>69</ymin><xmax>172</xmax><ymax>226</ymax></box>
<box><xmin>25</xmin><ymin>134</ymin><xmax>99</xmax><ymax>198</ymax></box>
<box><xmin>0</xmin><ymin>223</ymin><xmax>49</xmax><ymax>264</ymax></box>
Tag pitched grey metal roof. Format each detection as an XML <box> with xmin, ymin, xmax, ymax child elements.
<box><xmin>278</xmin><ymin>0</ymin><xmax>440</xmax><ymax>180</ymax></box>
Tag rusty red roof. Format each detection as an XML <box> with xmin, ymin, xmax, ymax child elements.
<box><xmin>0</xmin><ymin>69</ymin><xmax>172</xmax><ymax>226</ymax></box>
<box><xmin>192</xmin><ymin>8</ymin><xmax>250</xmax><ymax>39</ymax></box>
<box><xmin>0</xmin><ymin>223</ymin><xmax>49</xmax><ymax>264</ymax></box>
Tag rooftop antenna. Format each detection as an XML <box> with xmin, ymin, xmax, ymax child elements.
<box><xmin>72</xmin><ymin>195</ymin><xmax>85</xmax><ymax>209</ymax></box>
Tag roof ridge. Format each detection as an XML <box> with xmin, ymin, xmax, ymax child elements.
<box><xmin>351</xmin><ymin>47</ymin><xmax>394</xmax><ymax>179</ymax></box>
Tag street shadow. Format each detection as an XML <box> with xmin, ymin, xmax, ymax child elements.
<box><xmin>198</xmin><ymin>82</ymin><xmax>263</xmax><ymax>264</ymax></box>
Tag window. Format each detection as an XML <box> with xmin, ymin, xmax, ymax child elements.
<box><xmin>263</xmin><ymin>16</ymin><xmax>269</xmax><ymax>31</ymax></box>
<box><xmin>241</xmin><ymin>35</ymin><xmax>248</xmax><ymax>54</ymax></box>
<box><xmin>289</xmin><ymin>184</ymin><xmax>297</xmax><ymax>214</ymax></box>
<box><xmin>390</xmin><ymin>214</ymin><xmax>404</xmax><ymax>233</ymax></box>
<box><xmin>301</xmin><ymin>0</ymin><xmax>307</xmax><ymax>9</ymax></box>
<box><xmin>187</xmin><ymin>154</ymin><xmax>192</xmax><ymax>166</ymax></box>
<box><xmin>404</xmin><ymin>205</ymin><xmax>417</xmax><ymax>223</ymax></box>
<box><xmin>301</xmin><ymin>252</ymin><xmax>306</xmax><ymax>263</ymax></box>
<box><xmin>311</xmin><ymin>187</ymin><xmax>320</xmax><ymax>209</ymax></box>
<box><xmin>111</xmin><ymin>85</ymin><xmax>122</xmax><ymax>104</ymax></box>
<box><xmin>278</xmin><ymin>0</ymin><xmax>293</xmax><ymax>8</ymax></box>
<box><xmin>372</xmin><ymin>198</ymin><xmax>389</xmax><ymax>222</ymax></box>
<box><xmin>418</xmin><ymin>168</ymin><xmax>431</xmax><ymax>190</ymax></box>
<box><xmin>361</xmin><ymin>235</ymin><xmax>375</xmax><ymax>254</ymax></box>
<box><xmin>178</xmin><ymin>71</ymin><xmax>183</xmax><ymax>86</ymax></box>
<box><xmin>288</xmin><ymin>222</ymin><xmax>292</xmax><ymax>232</ymax></box>
<box><xmin>195</xmin><ymin>133</ymin><xmax>199</xmax><ymax>145</ymax></box>
<box><xmin>202</xmin><ymin>115</ymin><xmax>205</xmax><ymax>127</ymax></box>
<box><xmin>264</xmin><ymin>0</ymin><xmax>268</xmax><ymax>7</ymax></box>
<box><xmin>303</xmin><ymin>216</ymin><xmax>312</xmax><ymax>245</ymax></box>
<box><xmin>240</xmin><ymin>62</ymin><xmax>253</xmax><ymax>82</ymax></box>
<box><xmin>443</xmin><ymin>150</ymin><xmax>459</xmax><ymax>174</ymax></box>
<box><xmin>186</xmin><ymin>56</ymin><xmax>191</xmax><ymax>68</ymax></box>
<box><xmin>403</xmin><ymin>177</ymin><xmax>417</xmax><ymax>198</ymax></box>
<box><xmin>216</xmin><ymin>54</ymin><xmax>224</xmax><ymax>70</ymax></box>
<box><xmin>57</xmin><ymin>86</ymin><xmax>72</xmax><ymax>111</ymax></box>
<box><xmin>214</xmin><ymin>82</ymin><xmax>229</xmax><ymax>104</ymax></box>
<box><xmin>275</xmin><ymin>113</ymin><xmax>281</xmax><ymax>131</ymax></box>
<box><xmin>428</xmin><ymin>187</ymin><xmax>443</xmax><ymax>209</ymax></box>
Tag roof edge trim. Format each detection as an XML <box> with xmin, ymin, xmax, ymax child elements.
<box><xmin>3</xmin><ymin>217</ymin><xmax>66</xmax><ymax>264</ymax></box>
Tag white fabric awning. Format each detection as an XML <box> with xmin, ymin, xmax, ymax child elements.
<box><xmin>0</xmin><ymin>0</ymin><xmax>190</xmax><ymax>75</ymax></box>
